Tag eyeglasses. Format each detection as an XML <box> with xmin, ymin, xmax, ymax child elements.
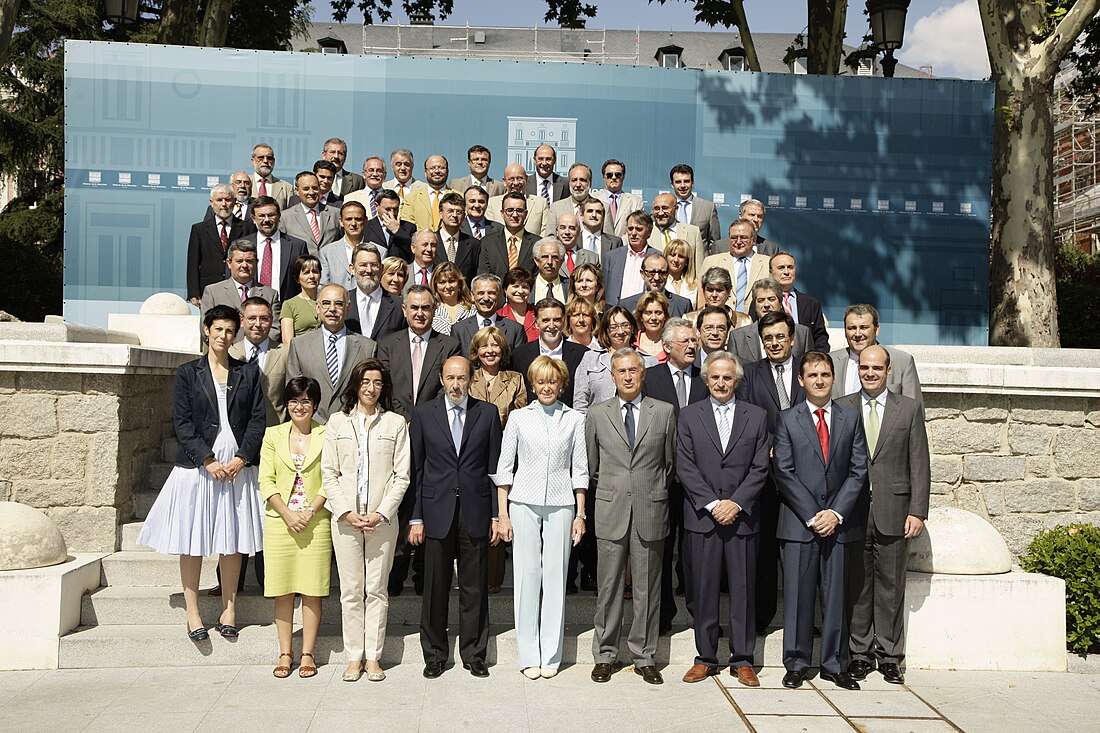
<box><xmin>762</xmin><ymin>334</ymin><xmax>789</xmax><ymax>344</ymax></box>
<box><xmin>606</xmin><ymin>323</ymin><xmax>633</xmax><ymax>332</ymax></box>
<box><xmin>288</xmin><ymin>399</ymin><xmax>314</xmax><ymax>407</ymax></box>
<box><xmin>604</xmin><ymin>172</ymin><xmax>624</xmax><ymax>179</ymax></box>
<box><xmin>730</xmin><ymin>235</ymin><xmax>754</xmax><ymax>241</ymax></box>
<box><xmin>642</xmin><ymin>268</ymin><xmax>669</xmax><ymax>276</ymax></box>
<box><xmin>503</xmin><ymin>207</ymin><xmax>527</xmax><ymax>215</ymax></box>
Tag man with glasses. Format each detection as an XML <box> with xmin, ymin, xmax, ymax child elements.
<box><xmin>594</xmin><ymin>159</ymin><xmax>643</xmax><ymax>237</ymax></box>
<box><xmin>486</xmin><ymin>163</ymin><xmax>550</xmax><ymax>236</ymax></box>
<box><xmin>449</xmin><ymin>144</ymin><xmax>506</xmax><ymax>197</ymax></box>
<box><xmin>248</xmin><ymin>143</ymin><xmax>292</xmax><ymax>209</ymax></box>
<box><xmin>695</xmin><ymin>306</ymin><xmax>732</xmax><ymax>368</ymax></box>
<box><xmin>728</xmin><ymin>278</ymin><xmax>813</xmax><ymax>366</ymax></box>
<box><xmin>618</xmin><ymin>253</ymin><xmax>693</xmax><ymax>317</ymax></box>
<box><xmin>344</xmin><ymin>243</ymin><xmax>405</xmax><ymax>341</ymax></box>
<box><xmin>603</xmin><ymin>211</ymin><xmax>660</xmax><ymax>306</ymax></box>
<box><xmin>700</xmin><ymin>219</ymin><xmax>771</xmax><ymax>313</ymax></box>
<box><xmin>478</xmin><ymin>191</ymin><xmax>541</xmax><ymax>278</ymax></box>
<box><xmin>343</xmin><ymin>156</ymin><xmax>389</xmax><ymax>219</ymax></box>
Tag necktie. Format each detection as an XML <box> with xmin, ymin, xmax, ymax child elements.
<box><xmin>547</xmin><ymin>281</ymin><xmax>557</xmax><ymax>302</ymax></box>
<box><xmin>258</xmin><ymin>177</ymin><xmax>268</xmax><ymax>197</ymax></box>
<box><xmin>507</xmin><ymin>236</ymin><xmax>519</xmax><ymax>270</ymax></box>
<box><xmin>473</xmin><ymin>221</ymin><xmax>483</xmax><ymax>239</ymax></box>
<box><xmin>451</xmin><ymin>405</ymin><xmax>463</xmax><ymax>454</ymax></box>
<box><xmin>325</xmin><ymin>332</ymin><xmax>339</xmax><ymax>388</ymax></box>
<box><xmin>308</xmin><ymin>209</ymin><xmax>321</xmax><ymax>242</ymax></box>
<box><xmin>361</xmin><ymin>296</ymin><xmax>373</xmax><ymax>338</ymax></box>
<box><xmin>815</xmin><ymin>408</ymin><xmax>830</xmax><ymax>463</ymax></box>
<box><xmin>588</xmin><ymin>233</ymin><xmax>598</xmax><ymax>253</ymax></box>
<box><xmin>540</xmin><ymin>179</ymin><xmax>551</xmax><ymax>207</ymax></box>
<box><xmin>676</xmin><ymin>370</ymin><xmax>688</xmax><ymax>409</ymax></box>
<box><xmin>411</xmin><ymin>335</ymin><xmax>424</xmax><ymax>403</ymax></box>
<box><xmin>609</xmin><ymin>193</ymin><xmax>618</xmax><ymax>221</ymax></box>
<box><xmin>369</xmin><ymin>190</ymin><xmax>378</xmax><ymax>219</ymax></box>
<box><xmin>623</xmin><ymin>402</ymin><xmax>636</xmax><ymax>450</ymax></box>
<box><xmin>218</xmin><ymin>221</ymin><xmax>228</xmax><ymax>252</ymax></box>
<box><xmin>397</xmin><ymin>184</ymin><xmax>406</xmax><ymax>200</ymax></box>
<box><xmin>482</xmin><ymin>317</ymin><xmax>491</xmax><ymax>328</ymax></box>
<box><xmin>663</xmin><ymin>227</ymin><xmax>672</xmax><ymax>245</ymax></box>
<box><xmin>232</xmin><ymin>202</ymin><xmax>243</xmax><ymax>220</ymax></box>
<box><xmin>866</xmin><ymin>397</ymin><xmax>880</xmax><ymax>454</ymax></box>
<box><xmin>735</xmin><ymin>257</ymin><xmax>749</xmax><ymax>311</ymax></box>
<box><xmin>775</xmin><ymin>364</ymin><xmax>791</xmax><ymax>409</ymax></box>
<box><xmin>446</xmin><ymin>236</ymin><xmax>457</xmax><ymax>262</ymax></box>
<box><xmin>239</xmin><ymin>284</ymin><xmax>248</xmax><ymax>302</ymax></box>
<box><xmin>566</xmin><ymin>249</ymin><xmax>575</xmax><ymax>275</ymax></box>
<box><xmin>259</xmin><ymin>238</ymin><xmax>273</xmax><ymax>287</ymax></box>
<box><xmin>717</xmin><ymin>404</ymin><xmax>731</xmax><ymax>451</ymax></box>
<box><xmin>419</xmin><ymin>267</ymin><xmax>429</xmax><ymax>286</ymax></box>
<box><xmin>783</xmin><ymin>291</ymin><xmax>792</xmax><ymax>315</ymax></box>
<box><xmin>430</xmin><ymin>191</ymin><xmax>440</xmax><ymax>230</ymax></box>
<box><xmin>677</xmin><ymin>199</ymin><xmax>689</xmax><ymax>224</ymax></box>
<box><xmin>248</xmin><ymin>345</ymin><xmax>259</xmax><ymax>365</ymax></box>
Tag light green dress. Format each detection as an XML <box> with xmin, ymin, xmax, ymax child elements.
<box><xmin>281</xmin><ymin>295</ymin><xmax>320</xmax><ymax>338</ymax></box>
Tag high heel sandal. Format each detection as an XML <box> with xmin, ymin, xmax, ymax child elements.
<box><xmin>299</xmin><ymin>651</ymin><xmax>317</xmax><ymax>678</ymax></box>
<box><xmin>273</xmin><ymin>653</ymin><xmax>293</xmax><ymax>678</ymax></box>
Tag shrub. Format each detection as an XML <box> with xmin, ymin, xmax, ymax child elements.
<box><xmin>1056</xmin><ymin>246</ymin><xmax>1100</xmax><ymax>349</ymax></box>
<box><xmin>1020</xmin><ymin>524</ymin><xmax>1100</xmax><ymax>654</ymax></box>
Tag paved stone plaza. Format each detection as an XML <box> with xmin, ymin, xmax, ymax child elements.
<box><xmin>1</xmin><ymin>664</ymin><xmax>1098</xmax><ymax>732</ymax></box>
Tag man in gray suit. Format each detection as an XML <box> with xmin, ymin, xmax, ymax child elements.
<box><xmin>230</xmin><ymin>297</ymin><xmax>287</xmax><ymax>426</ymax></box>
<box><xmin>199</xmin><ymin>239</ymin><xmax>281</xmax><ymax>339</ymax></box>
<box><xmin>670</xmin><ymin>164</ymin><xmax>721</xmax><ymax>255</ymax></box>
<box><xmin>285</xmin><ymin>283</ymin><xmax>376</xmax><ymax>423</ymax></box>
<box><xmin>578</xmin><ymin>198</ymin><xmax>622</xmax><ymax>261</ymax></box>
<box><xmin>555</xmin><ymin>214</ymin><xmax>598</xmax><ymax>277</ymax></box>
<box><xmin>727</xmin><ymin>278</ymin><xmax>812</xmax><ymax>365</ymax></box>
<box><xmin>322</xmin><ymin>137</ymin><xmax>364</xmax><ymax>198</ymax></box>
<box><xmin>594</xmin><ymin>159</ymin><xmax>643</xmax><ymax>238</ymax></box>
<box><xmin>587</xmin><ymin>348</ymin><xmax>676</xmax><ymax>686</ymax></box>
<box><xmin>837</xmin><ymin>345</ymin><xmax>929</xmax><ymax>686</ymax></box>
<box><xmin>831</xmin><ymin>304</ymin><xmax>922</xmax><ymax>403</ymax></box>
<box><xmin>603</xmin><ymin>211</ymin><xmax>660</xmax><ymax>307</ymax></box>
<box><xmin>546</xmin><ymin>163</ymin><xmax>595</xmax><ymax>234</ymax></box>
<box><xmin>740</xmin><ymin>199</ymin><xmax>780</xmax><ymax>256</ymax></box>
<box><xmin>280</xmin><ymin>171</ymin><xmax>342</xmax><ymax>254</ymax></box>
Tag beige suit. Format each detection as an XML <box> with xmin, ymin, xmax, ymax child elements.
<box><xmin>250</xmin><ymin>173</ymin><xmax>292</xmax><ymax>210</ymax></box>
<box><xmin>399</xmin><ymin>186</ymin><xmax>458</xmax><ymax>231</ymax></box>
<box><xmin>546</xmin><ymin>196</ymin><xmax>592</xmax><ymax>235</ymax></box>
<box><xmin>343</xmin><ymin>186</ymin><xmax>386</xmax><ymax>219</ymax></box>
<box><xmin>593</xmin><ymin>189</ymin><xmax>644</xmax><ymax>237</ymax></box>
<box><xmin>650</xmin><ymin>222</ymin><xmax>704</xmax><ymax>274</ymax></box>
<box><xmin>450</xmin><ymin>175</ymin><xmax>506</xmax><ymax>198</ymax></box>
<box><xmin>322</xmin><ymin>408</ymin><xmax>410</xmax><ymax>662</ymax></box>
<box><xmin>229</xmin><ymin>340</ymin><xmax>288</xmax><ymax>426</ymax></box>
<box><xmin>470</xmin><ymin>369</ymin><xmax>528</xmax><ymax>427</ymax></box>
<box><xmin>486</xmin><ymin>193</ymin><xmax>550</xmax><ymax>236</ymax></box>
<box><xmin>698</xmin><ymin>252</ymin><xmax>770</xmax><ymax>312</ymax></box>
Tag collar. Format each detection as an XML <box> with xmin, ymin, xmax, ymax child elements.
<box><xmin>861</xmin><ymin>390</ymin><xmax>888</xmax><ymax>408</ymax></box>
<box><xmin>769</xmin><ymin>356</ymin><xmax>794</xmax><ymax>373</ymax></box>
<box><xmin>323</xmin><ymin>326</ymin><xmax>347</xmax><ymax>340</ymax></box>
<box><xmin>667</xmin><ymin>362</ymin><xmax>692</xmax><ymax>379</ymax></box>
<box><xmin>709</xmin><ymin>395</ymin><xmax>735</xmax><ymax>410</ymax></box>
<box><xmin>357</xmin><ymin>285</ymin><xmax>383</xmax><ymax>304</ymax></box>
<box><xmin>408</xmin><ymin>328</ymin><xmax>432</xmax><ymax>345</ymax></box>
<box><xmin>247</xmin><ymin>339</ymin><xmax>270</xmax><ymax>355</ymax></box>
<box><xmin>807</xmin><ymin>400</ymin><xmax>832</xmax><ymax>416</ymax></box>
<box><xmin>446</xmin><ymin>396</ymin><xmax>469</xmax><ymax>412</ymax></box>
<box><xmin>618</xmin><ymin>394</ymin><xmax>643</xmax><ymax>410</ymax></box>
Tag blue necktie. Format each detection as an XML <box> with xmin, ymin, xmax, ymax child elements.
<box><xmin>624</xmin><ymin>402</ymin><xmax>636</xmax><ymax>450</ymax></box>
<box><xmin>735</xmin><ymin>257</ymin><xmax>749</xmax><ymax>311</ymax></box>
<box><xmin>325</xmin><ymin>333</ymin><xmax>339</xmax><ymax>388</ymax></box>
<box><xmin>451</xmin><ymin>405</ymin><xmax>464</xmax><ymax>454</ymax></box>
<box><xmin>677</xmin><ymin>199</ymin><xmax>689</xmax><ymax>224</ymax></box>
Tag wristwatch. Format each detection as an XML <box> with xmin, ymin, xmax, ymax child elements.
<box><xmin>576</xmin><ymin>513</ymin><xmax>587</xmax><ymax>521</ymax></box>
<box><xmin>376</xmin><ymin>511</ymin><xmax>390</xmax><ymax>525</ymax></box>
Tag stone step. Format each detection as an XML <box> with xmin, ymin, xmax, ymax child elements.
<box><xmin>99</xmin><ymin>552</ymin><xmax>227</xmax><ymax>588</ymax></box>
<box><xmin>120</xmin><ymin>522</ymin><xmax>149</xmax><ymax>552</ymax></box>
<box><xmin>58</xmin><ymin>623</ymin><xmax>805</xmax><ymax>669</ymax></box>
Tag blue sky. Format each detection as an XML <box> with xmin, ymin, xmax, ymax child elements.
<box><xmin>310</xmin><ymin>0</ymin><xmax>990</xmax><ymax>78</ymax></box>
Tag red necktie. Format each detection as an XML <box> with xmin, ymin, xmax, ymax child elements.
<box><xmin>783</xmin><ymin>291</ymin><xmax>792</xmax><ymax>315</ymax></box>
<box><xmin>566</xmin><ymin>249</ymin><xmax>575</xmax><ymax>274</ymax></box>
<box><xmin>218</xmin><ymin>221</ymin><xmax>228</xmax><ymax>252</ymax></box>
<box><xmin>258</xmin><ymin>178</ymin><xmax>268</xmax><ymax>197</ymax></box>
<box><xmin>308</xmin><ymin>209</ymin><xmax>321</xmax><ymax>242</ymax></box>
<box><xmin>239</xmin><ymin>284</ymin><xmax>247</xmax><ymax>302</ymax></box>
<box><xmin>815</xmin><ymin>408</ymin><xmax>829</xmax><ymax>463</ymax></box>
<box><xmin>259</xmin><ymin>238</ymin><xmax>273</xmax><ymax>287</ymax></box>
<box><xmin>420</xmin><ymin>267</ymin><xmax>429</xmax><ymax>286</ymax></box>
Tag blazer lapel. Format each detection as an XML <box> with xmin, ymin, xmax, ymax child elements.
<box><xmin>604</xmin><ymin>400</ymin><xmax>630</xmax><ymax>450</ymax></box>
<box><xmin>761</xmin><ymin>364</ymin><xmax>783</xmax><ymax>411</ymax></box>
<box><xmin>701</xmin><ymin>404</ymin><xmax>725</xmax><ymax>454</ymax></box>
<box><xmin>459</xmin><ymin>401</ymin><xmax>482</xmax><ymax>454</ymax></box>
<box><xmin>725</xmin><ymin>401</ymin><xmax>749</xmax><ymax>456</ymax></box>
<box><xmin>873</xmin><ymin>393</ymin><xmax>902</xmax><ymax>461</ymax></box>
<box><xmin>827</xmin><ymin>406</ymin><xmax>849</xmax><ymax>467</ymax></box>
<box><xmin>275</xmin><ymin>423</ymin><xmax>297</xmax><ymax>472</ymax></box>
<box><xmin>796</xmin><ymin>407</ymin><xmax>827</xmax><ymax>466</ymax></box>
<box><xmin>225</xmin><ymin>361</ymin><xmax>244</xmax><ymax>412</ymax></box>
<box><xmin>634</xmin><ymin>398</ymin><xmax>654</xmax><ymax>447</ymax></box>
<box><xmin>301</xmin><ymin>420</ymin><xmax>325</xmax><ymax>469</ymax></box>
<box><xmin>194</xmin><ymin>357</ymin><xmax>218</xmax><ymax>417</ymax></box>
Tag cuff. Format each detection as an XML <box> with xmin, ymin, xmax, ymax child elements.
<box><xmin>409</xmin><ymin>519</ymin><xmax>424</xmax><ymax>525</ymax></box>
<box><xmin>705</xmin><ymin>500</ymin><xmax>719</xmax><ymax>513</ymax></box>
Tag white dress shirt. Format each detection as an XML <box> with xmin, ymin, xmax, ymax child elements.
<box><xmin>244</xmin><ymin>338</ymin><xmax>270</xmax><ymax>371</ymax></box>
<box><xmin>324</xmin><ymin>326</ymin><xmax>348</xmax><ymax>376</ymax></box>
<box><xmin>580</xmin><ymin>229</ymin><xmax>602</xmax><ymax>257</ymax></box>
<box><xmin>356</xmin><ymin>285</ymin><xmax>383</xmax><ymax>337</ymax></box>
<box><xmin>534</xmin><ymin>275</ymin><xmax>566</xmax><ymax>302</ymax></box>
<box><xmin>705</xmin><ymin>396</ymin><xmax>739</xmax><ymax>513</ymax></box>
<box><xmin>539</xmin><ymin>337</ymin><xmax>564</xmax><ymax>359</ymax></box>
<box><xmin>256</xmin><ymin>231</ymin><xmax>283</xmax><ymax>290</ymax></box>
<box><xmin>844</xmin><ymin>350</ymin><xmax>862</xmax><ymax>395</ymax></box>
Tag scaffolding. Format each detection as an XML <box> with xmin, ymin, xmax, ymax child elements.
<box><xmin>1053</xmin><ymin>65</ymin><xmax>1100</xmax><ymax>255</ymax></box>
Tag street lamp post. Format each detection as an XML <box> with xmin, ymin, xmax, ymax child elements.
<box><xmin>866</xmin><ymin>0</ymin><xmax>910</xmax><ymax>78</ymax></box>
<box><xmin>103</xmin><ymin>0</ymin><xmax>140</xmax><ymax>41</ymax></box>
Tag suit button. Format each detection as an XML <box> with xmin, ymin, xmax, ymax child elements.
<box><xmin>820</xmin><ymin>494</ymin><xmax>826</xmax><ymax>500</ymax></box>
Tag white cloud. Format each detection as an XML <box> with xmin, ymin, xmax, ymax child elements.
<box><xmin>898</xmin><ymin>0</ymin><xmax>991</xmax><ymax>79</ymax></box>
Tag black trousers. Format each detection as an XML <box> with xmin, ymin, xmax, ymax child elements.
<box><xmin>419</xmin><ymin>502</ymin><xmax>490</xmax><ymax>665</ymax></box>
<box><xmin>754</xmin><ymin>481</ymin><xmax>781</xmax><ymax>632</ymax></box>
<box><xmin>688</xmin><ymin>528</ymin><xmax>757</xmax><ymax>668</ymax></box>
<box><xmin>388</xmin><ymin>493</ymin><xmax>424</xmax><ymax>594</ymax></box>
<box><xmin>660</xmin><ymin>482</ymin><xmax>691</xmax><ymax>626</ymax></box>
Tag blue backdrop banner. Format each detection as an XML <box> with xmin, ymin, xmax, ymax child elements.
<box><xmin>64</xmin><ymin>40</ymin><xmax>994</xmax><ymax>344</ymax></box>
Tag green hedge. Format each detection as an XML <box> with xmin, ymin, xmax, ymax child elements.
<box><xmin>1020</xmin><ymin>524</ymin><xmax>1100</xmax><ymax>654</ymax></box>
<box><xmin>1056</xmin><ymin>246</ymin><xmax>1100</xmax><ymax>348</ymax></box>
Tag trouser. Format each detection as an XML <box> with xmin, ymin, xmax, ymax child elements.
<box><xmin>592</xmin><ymin>517</ymin><xmax>663</xmax><ymax>667</ymax></box>
<box><xmin>781</xmin><ymin>536</ymin><xmax>849</xmax><ymax>675</ymax></box>
<box><xmin>331</xmin><ymin>516</ymin><xmax>398</xmax><ymax>663</ymax></box>
<box><xmin>689</xmin><ymin>528</ymin><xmax>757</xmax><ymax>669</ymax></box>
<box><xmin>847</xmin><ymin>517</ymin><xmax>909</xmax><ymax>666</ymax></box>
<box><xmin>511</xmin><ymin>502</ymin><xmax>573</xmax><ymax>669</ymax></box>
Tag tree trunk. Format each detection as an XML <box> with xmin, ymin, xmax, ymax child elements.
<box><xmin>0</xmin><ymin>0</ymin><xmax>20</xmax><ymax>68</ymax></box>
<box><xmin>198</xmin><ymin>0</ymin><xmax>234</xmax><ymax>48</ymax></box>
<box><xmin>728</xmin><ymin>0</ymin><xmax>762</xmax><ymax>72</ymax></box>
<box><xmin>806</xmin><ymin>0</ymin><xmax>846</xmax><ymax>75</ymax></box>
<box><xmin>157</xmin><ymin>0</ymin><xmax>198</xmax><ymax>45</ymax></box>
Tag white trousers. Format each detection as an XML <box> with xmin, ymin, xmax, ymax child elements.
<box><xmin>510</xmin><ymin>502</ymin><xmax>574</xmax><ymax>670</ymax></box>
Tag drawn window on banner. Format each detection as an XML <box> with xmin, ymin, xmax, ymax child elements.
<box><xmin>507</xmin><ymin>117</ymin><xmax>578</xmax><ymax>173</ymax></box>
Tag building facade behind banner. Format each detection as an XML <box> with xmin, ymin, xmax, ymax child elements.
<box><xmin>63</xmin><ymin>40</ymin><xmax>994</xmax><ymax>344</ymax></box>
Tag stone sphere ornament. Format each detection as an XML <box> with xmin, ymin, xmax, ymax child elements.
<box><xmin>0</xmin><ymin>502</ymin><xmax>69</xmax><ymax>570</ymax></box>
<box><xmin>907</xmin><ymin>507</ymin><xmax>1012</xmax><ymax>574</ymax></box>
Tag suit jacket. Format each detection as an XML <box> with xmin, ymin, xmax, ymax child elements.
<box><xmin>676</xmin><ymin>397</ymin><xmax>771</xmax><ymax>535</ymax></box>
<box><xmin>200</xmin><ymin>279</ymin><xmax>282</xmax><ymax>327</ymax></box>
<box><xmin>735</xmin><ymin>358</ymin><xmax>807</xmax><ymax>434</ymax></box>
<box><xmin>585</xmin><ymin>395</ymin><xmax>676</xmax><ymax>542</ymax></box>
<box><xmin>249</xmin><ymin>232</ymin><xmax>308</xmax><ymax>301</ymax></box>
<box><xmin>593</xmin><ymin>189</ymin><xmax>644</xmax><ymax>238</ymax></box>
<box><xmin>318</xmin><ymin>238</ymin><xmax>355</xmax><ymax>293</ymax></box>
<box><xmin>618</xmin><ymin>288</ymin><xmax>694</xmax><ymax>319</ymax></box>
<box><xmin>650</xmin><ymin>221</ymin><xmax>705</xmax><ymax>272</ymax></box>
<box><xmin>602</xmin><ymin>245</ymin><xmax>661</xmax><ymax>307</ymax></box>
<box><xmin>229</xmin><ymin>340</ymin><xmax>289</xmax><ymax>426</ymax></box>
<box><xmin>410</xmin><ymin>395</ymin><xmax>502</xmax><ymax>539</ymax></box>
<box><xmin>493</xmin><ymin>401</ymin><xmax>589</xmax><ymax>507</ymax></box>
<box><xmin>205</xmin><ymin>201</ymin><xmax>258</xmax><ymax>226</ymax></box>
<box><xmin>836</xmin><ymin>392</ymin><xmax>930</xmax><ymax>536</ymax></box>
<box><xmin>559</xmin><ymin>247</ymin><xmax>599</xmax><ymax>278</ymax></box>
<box><xmin>288</xmin><ymin>192</ymin><xmax>343</xmax><ymax>209</ymax></box>
<box><xmin>546</xmin><ymin>196</ymin><xmax>593</xmax><ymax>234</ymax></box>
<box><xmin>171</xmin><ymin>355</ymin><xmax>266</xmax><ymax>468</ymax></box>
<box><xmin>642</xmin><ymin>363</ymin><xmax>708</xmax><ymax>419</ymax></box>
<box><xmin>460</xmin><ymin>218</ymin><xmax>502</xmax><ymax>240</ymax></box>
<box><xmin>451</xmin><ymin>315</ymin><xmax>526</xmax><ymax>365</ymax></box>
<box><xmin>578</xmin><ymin>229</ymin><xmax>623</xmax><ymax>261</ymax></box>
<box><xmin>476</xmin><ymin>229</ymin><xmax>540</xmax><ymax>280</ymax></box>
<box><xmin>383</xmin><ymin>177</ymin><xmax>426</xmax><ymax>198</ymax></box>
<box><xmin>510</xmin><ymin>340</ymin><xmax>588</xmax><ymax>407</ymax></box>
<box><xmin>250</xmin><ymin>173</ymin><xmax>292</xmax><ymax>209</ymax></box>
<box><xmin>332</xmin><ymin>169</ymin><xmax>365</xmax><ymax>198</ymax></box>
<box><xmin>434</xmin><ymin>228</ymin><xmax>481</xmax><ymax>284</ymax></box>
<box><xmin>683</xmin><ymin>196</ymin><xmax>721</xmax><ymax>251</ymax></box>
<box><xmin>279</xmin><ymin>205</ymin><xmax>342</xmax><ymax>255</ymax></box>
<box><xmin>342</xmin><ymin>186</ymin><xmax>386</xmax><ymax>219</ymax></box>
<box><xmin>790</xmin><ymin>290</ymin><xmax>830</xmax><ymax>351</ymax></box>
<box><xmin>486</xmin><ymin>193</ymin><xmax>550</xmax><ymax>236</ymax></box>
<box><xmin>526</xmin><ymin>173</ymin><xmax>567</xmax><ymax>204</ymax></box>
<box><xmin>773</xmin><ymin>402</ymin><xmax>869</xmax><ymax>544</ymax></box>
<box><xmin>362</xmin><ymin>218</ymin><xmax>416</xmax><ymax>263</ymax></box>
<box><xmin>755</xmin><ymin>236</ymin><xmax>780</xmax><ymax>256</ymax></box>
<box><xmin>375</xmin><ymin>328</ymin><xmax>462</xmax><ymax>420</ymax></box>
<box><xmin>727</xmin><ymin>322</ymin><xmax>812</xmax><ymax>368</ymax></box>
<box><xmin>345</xmin><ymin>288</ymin><xmax>406</xmax><ymax>341</ymax></box>
<box><xmin>470</xmin><ymin>368</ymin><xmax>528</xmax><ymax>426</ymax></box>
<box><xmin>399</xmin><ymin>186</ymin><xmax>458</xmax><ymax>231</ymax></box>
<box><xmin>258</xmin><ymin>420</ymin><xmax>329</xmax><ymax>520</ymax></box>
<box><xmin>285</xmin><ymin>328</ymin><xmax>377</xmax><ymax>423</ymax></box>
<box><xmin>186</xmin><ymin>217</ymin><xmax>253</xmax><ymax>300</ymax></box>
<box><xmin>698</xmin><ymin>252</ymin><xmax>771</xmax><ymax>312</ymax></box>
<box><xmin>320</xmin><ymin>408</ymin><xmax>410</xmax><ymax>521</ymax></box>
<box><xmin>830</xmin><ymin>346</ymin><xmax>923</xmax><ymax>404</ymax></box>
<box><xmin>529</xmin><ymin>274</ymin><xmax>570</xmax><ymax>304</ymax></box>
<box><xmin>450</xmin><ymin>175</ymin><xmax>506</xmax><ymax>198</ymax></box>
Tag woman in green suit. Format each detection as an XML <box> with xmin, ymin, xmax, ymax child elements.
<box><xmin>259</xmin><ymin>376</ymin><xmax>332</xmax><ymax>679</ymax></box>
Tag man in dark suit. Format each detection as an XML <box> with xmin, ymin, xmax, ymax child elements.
<box><xmin>435</xmin><ymin>191</ymin><xmax>480</xmax><ymax>284</ymax></box>
<box><xmin>579</xmin><ymin>199</ymin><xmax>622</xmax><ymax>262</ymax></box>
<box><xmin>617</xmin><ymin>252</ymin><xmax>694</xmax><ymax>318</ymax></box>
<box><xmin>642</xmin><ymin>317</ymin><xmax>708</xmax><ymax>631</ymax></box>
<box><xmin>511</xmin><ymin>298</ymin><xmax>587</xmax><ymax>407</ymax></box>
<box><xmin>770</xmin><ymin>252</ymin><xmax>829</xmax><ymax>351</ymax></box>
<box><xmin>740</xmin><ymin>199</ymin><xmax>780</xmax><ymax>256</ymax></box>
<box><xmin>409</xmin><ymin>355</ymin><xmax>503</xmax><ymax>679</ymax></box>
<box><xmin>460</xmin><ymin>185</ymin><xmax>502</xmax><ymax>240</ymax></box>
<box><xmin>603</xmin><ymin>211</ymin><xmax>660</xmax><ymax>307</ymax></box>
<box><xmin>735</xmin><ymin>311</ymin><xmax>807</xmax><ymax>633</ymax></box>
<box><xmin>727</xmin><ymin>278</ymin><xmax>813</xmax><ymax>366</ymax></box>
<box><xmin>773</xmin><ymin>351</ymin><xmax>868</xmax><ymax>690</ymax></box>
<box><xmin>477</xmin><ymin>192</ymin><xmax>540</xmax><ymax>278</ymax></box>
<box><xmin>587</xmin><ymin>348</ymin><xmax>677</xmax><ymax>685</ymax></box>
<box><xmin>837</xmin><ymin>345</ymin><xmax>929</xmax><ymax>686</ymax></box>
<box><xmin>377</xmin><ymin>285</ymin><xmax>463</xmax><ymax>594</ymax></box>
<box><xmin>526</xmin><ymin>144</ymin><xmax>567</xmax><ymax>205</ymax></box>
<box><xmin>677</xmin><ymin>352</ymin><xmax>771</xmax><ymax>686</ymax></box>
<box><xmin>250</xmin><ymin>196</ymin><xmax>309</xmax><ymax>302</ymax></box>
<box><xmin>363</xmin><ymin>190</ymin><xmax>416</xmax><ymax>263</ymax></box>
<box><xmin>344</xmin><ymin>244</ymin><xmax>406</xmax><ymax>341</ymax></box>
<box><xmin>187</xmin><ymin>183</ymin><xmax>254</xmax><ymax>306</ymax></box>
<box><xmin>322</xmin><ymin>137</ymin><xmax>364</xmax><ymax>198</ymax></box>
<box><xmin>451</xmin><ymin>274</ymin><xmax>526</xmax><ymax>362</ymax></box>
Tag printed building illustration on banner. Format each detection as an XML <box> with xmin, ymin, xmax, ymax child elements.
<box><xmin>507</xmin><ymin>117</ymin><xmax>578</xmax><ymax>173</ymax></box>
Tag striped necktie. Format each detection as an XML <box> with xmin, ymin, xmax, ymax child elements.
<box><xmin>325</xmin><ymin>332</ymin><xmax>340</xmax><ymax>388</ymax></box>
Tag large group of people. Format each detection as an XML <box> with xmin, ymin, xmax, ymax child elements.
<box><xmin>148</xmin><ymin>139</ymin><xmax>931</xmax><ymax>689</ymax></box>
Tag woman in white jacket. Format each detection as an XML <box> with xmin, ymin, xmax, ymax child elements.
<box><xmin>493</xmin><ymin>355</ymin><xmax>589</xmax><ymax>680</ymax></box>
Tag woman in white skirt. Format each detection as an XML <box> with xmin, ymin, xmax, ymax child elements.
<box><xmin>493</xmin><ymin>356</ymin><xmax>589</xmax><ymax>679</ymax></box>
<box><xmin>138</xmin><ymin>304</ymin><xmax>267</xmax><ymax>642</ymax></box>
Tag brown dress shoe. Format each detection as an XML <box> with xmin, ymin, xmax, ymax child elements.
<box><xmin>734</xmin><ymin>666</ymin><xmax>760</xmax><ymax>687</ymax></box>
<box><xmin>682</xmin><ymin>663</ymin><xmax>719</xmax><ymax>683</ymax></box>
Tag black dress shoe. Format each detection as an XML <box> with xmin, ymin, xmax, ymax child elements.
<box><xmin>591</xmin><ymin>663</ymin><xmax>614</xmax><ymax>683</ymax></box>
<box><xmin>848</xmin><ymin>659</ymin><xmax>873</xmax><ymax>681</ymax></box>
<box><xmin>782</xmin><ymin>670</ymin><xmax>804</xmax><ymax>688</ymax></box>
<box><xmin>463</xmin><ymin>661</ymin><xmax>490</xmax><ymax>677</ymax></box>
<box><xmin>635</xmin><ymin>665</ymin><xmax>663</xmax><ymax>685</ymax></box>
<box><xmin>879</xmin><ymin>662</ymin><xmax>904</xmax><ymax>684</ymax></box>
<box><xmin>580</xmin><ymin>575</ymin><xmax>598</xmax><ymax>592</ymax></box>
<box><xmin>423</xmin><ymin>661</ymin><xmax>445</xmax><ymax>679</ymax></box>
<box><xmin>565</xmin><ymin>581</ymin><xmax>578</xmax><ymax>595</ymax></box>
<box><xmin>819</xmin><ymin>671</ymin><xmax>861</xmax><ymax>690</ymax></box>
